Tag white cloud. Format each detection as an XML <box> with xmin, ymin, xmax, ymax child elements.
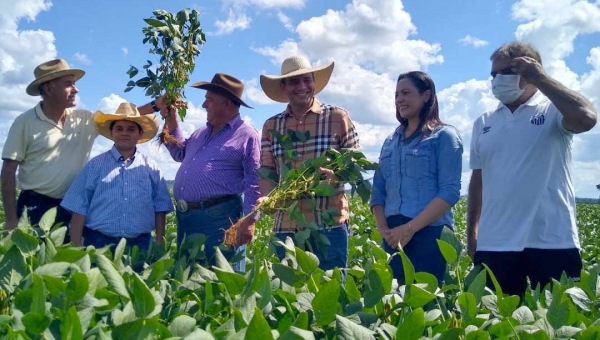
<box><xmin>122</xmin><ymin>47</ymin><xmax>128</xmax><ymax>56</ymax></box>
<box><xmin>458</xmin><ymin>35</ymin><xmax>489</xmax><ymax>48</ymax></box>
<box><xmin>0</xmin><ymin>0</ymin><xmax>55</xmax><ymax>119</ymax></box>
<box><xmin>73</xmin><ymin>52</ymin><xmax>91</xmax><ymax>65</ymax></box>
<box><xmin>277</xmin><ymin>11</ymin><xmax>295</xmax><ymax>32</ymax></box>
<box><xmin>213</xmin><ymin>9</ymin><xmax>251</xmax><ymax>35</ymax></box>
<box><xmin>96</xmin><ymin>94</ymin><xmax>127</xmax><ymax>112</ymax></box>
<box><xmin>256</xmin><ymin>0</ymin><xmax>443</xmax><ymax>75</ymax></box>
<box><xmin>244</xmin><ymin>78</ymin><xmax>276</xmax><ymax>105</ymax></box>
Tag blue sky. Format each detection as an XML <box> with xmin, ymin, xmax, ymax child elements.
<box><xmin>1</xmin><ymin>0</ymin><xmax>600</xmax><ymax>198</ymax></box>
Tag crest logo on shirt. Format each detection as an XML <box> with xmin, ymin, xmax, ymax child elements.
<box><xmin>530</xmin><ymin>115</ymin><xmax>545</xmax><ymax>125</ymax></box>
<box><xmin>482</xmin><ymin>126</ymin><xmax>491</xmax><ymax>134</ymax></box>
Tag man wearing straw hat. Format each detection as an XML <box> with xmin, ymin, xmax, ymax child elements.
<box><xmin>1</xmin><ymin>59</ymin><xmax>169</xmax><ymax>232</ymax></box>
<box><xmin>162</xmin><ymin>73</ymin><xmax>260</xmax><ymax>272</ymax></box>
<box><xmin>60</xmin><ymin>103</ymin><xmax>173</xmax><ymax>249</ymax></box>
<box><xmin>259</xmin><ymin>55</ymin><xmax>360</xmax><ymax>271</ymax></box>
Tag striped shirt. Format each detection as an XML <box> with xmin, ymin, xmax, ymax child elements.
<box><xmin>61</xmin><ymin>146</ymin><xmax>174</xmax><ymax>238</ymax></box>
<box><xmin>261</xmin><ymin>98</ymin><xmax>360</xmax><ymax>233</ymax></box>
<box><xmin>166</xmin><ymin>115</ymin><xmax>261</xmax><ymax>216</ymax></box>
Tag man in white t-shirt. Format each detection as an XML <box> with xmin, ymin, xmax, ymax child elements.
<box><xmin>1</xmin><ymin>59</ymin><xmax>167</xmax><ymax>232</ymax></box>
<box><xmin>467</xmin><ymin>42</ymin><xmax>597</xmax><ymax>296</ymax></box>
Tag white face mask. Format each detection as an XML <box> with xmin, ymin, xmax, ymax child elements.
<box><xmin>491</xmin><ymin>74</ymin><xmax>525</xmax><ymax>104</ymax></box>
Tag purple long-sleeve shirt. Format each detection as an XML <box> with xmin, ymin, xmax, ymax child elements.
<box><xmin>166</xmin><ymin>115</ymin><xmax>261</xmax><ymax>215</ymax></box>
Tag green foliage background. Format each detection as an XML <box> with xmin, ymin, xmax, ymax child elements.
<box><xmin>0</xmin><ymin>195</ymin><xmax>598</xmax><ymax>339</ymax></box>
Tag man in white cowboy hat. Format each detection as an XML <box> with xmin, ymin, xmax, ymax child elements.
<box><xmin>60</xmin><ymin>103</ymin><xmax>174</xmax><ymax>250</ymax></box>
<box><xmin>1</xmin><ymin>58</ymin><xmax>169</xmax><ymax>232</ymax></box>
<box><xmin>162</xmin><ymin>73</ymin><xmax>260</xmax><ymax>272</ymax></box>
<box><xmin>258</xmin><ymin>55</ymin><xmax>360</xmax><ymax>271</ymax></box>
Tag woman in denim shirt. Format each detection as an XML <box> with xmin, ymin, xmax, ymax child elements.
<box><xmin>370</xmin><ymin>71</ymin><xmax>463</xmax><ymax>285</ymax></box>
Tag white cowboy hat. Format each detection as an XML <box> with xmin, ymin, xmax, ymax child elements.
<box><xmin>93</xmin><ymin>103</ymin><xmax>159</xmax><ymax>144</ymax></box>
<box><xmin>259</xmin><ymin>55</ymin><xmax>334</xmax><ymax>103</ymax></box>
<box><xmin>26</xmin><ymin>59</ymin><xmax>85</xmax><ymax>96</ymax></box>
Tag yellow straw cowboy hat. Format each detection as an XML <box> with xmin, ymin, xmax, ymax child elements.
<box><xmin>259</xmin><ymin>55</ymin><xmax>334</xmax><ymax>103</ymax></box>
<box><xmin>93</xmin><ymin>103</ymin><xmax>159</xmax><ymax>144</ymax></box>
<box><xmin>191</xmin><ymin>73</ymin><xmax>253</xmax><ymax>108</ymax></box>
<box><xmin>26</xmin><ymin>59</ymin><xmax>85</xmax><ymax>96</ymax></box>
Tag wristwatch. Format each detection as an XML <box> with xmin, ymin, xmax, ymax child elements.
<box><xmin>151</xmin><ymin>100</ymin><xmax>160</xmax><ymax>112</ymax></box>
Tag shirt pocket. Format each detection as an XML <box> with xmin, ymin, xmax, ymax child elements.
<box><xmin>133</xmin><ymin>176</ymin><xmax>152</xmax><ymax>198</ymax></box>
<box><xmin>379</xmin><ymin>150</ymin><xmax>393</xmax><ymax>179</ymax></box>
<box><xmin>404</xmin><ymin>148</ymin><xmax>433</xmax><ymax>180</ymax></box>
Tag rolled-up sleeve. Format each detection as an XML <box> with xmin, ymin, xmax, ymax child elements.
<box><xmin>436</xmin><ymin>127</ymin><xmax>463</xmax><ymax>206</ymax></box>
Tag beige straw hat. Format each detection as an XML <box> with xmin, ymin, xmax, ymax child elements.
<box><xmin>26</xmin><ymin>59</ymin><xmax>85</xmax><ymax>96</ymax></box>
<box><xmin>93</xmin><ymin>103</ymin><xmax>159</xmax><ymax>144</ymax></box>
<box><xmin>259</xmin><ymin>56</ymin><xmax>334</xmax><ymax>103</ymax></box>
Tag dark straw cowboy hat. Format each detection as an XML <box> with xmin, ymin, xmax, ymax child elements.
<box><xmin>191</xmin><ymin>73</ymin><xmax>253</xmax><ymax>108</ymax></box>
<box><xmin>26</xmin><ymin>59</ymin><xmax>85</xmax><ymax>96</ymax></box>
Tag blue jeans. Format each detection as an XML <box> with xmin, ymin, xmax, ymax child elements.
<box><xmin>83</xmin><ymin>227</ymin><xmax>151</xmax><ymax>251</ymax></box>
<box><xmin>176</xmin><ymin>196</ymin><xmax>245</xmax><ymax>272</ymax></box>
<box><xmin>384</xmin><ymin>215</ymin><xmax>447</xmax><ymax>285</ymax></box>
<box><xmin>275</xmin><ymin>223</ymin><xmax>349</xmax><ymax>271</ymax></box>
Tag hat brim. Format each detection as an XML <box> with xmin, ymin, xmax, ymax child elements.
<box><xmin>259</xmin><ymin>61</ymin><xmax>334</xmax><ymax>103</ymax></box>
<box><xmin>26</xmin><ymin>69</ymin><xmax>85</xmax><ymax>96</ymax></box>
<box><xmin>93</xmin><ymin>112</ymin><xmax>159</xmax><ymax>144</ymax></box>
<box><xmin>191</xmin><ymin>82</ymin><xmax>254</xmax><ymax>108</ymax></box>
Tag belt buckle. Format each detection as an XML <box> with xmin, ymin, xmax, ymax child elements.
<box><xmin>176</xmin><ymin>199</ymin><xmax>188</xmax><ymax>212</ymax></box>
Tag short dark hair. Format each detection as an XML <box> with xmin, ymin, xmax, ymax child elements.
<box><xmin>490</xmin><ymin>42</ymin><xmax>542</xmax><ymax>65</ymax></box>
<box><xmin>109</xmin><ymin>120</ymin><xmax>143</xmax><ymax>132</ymax></box>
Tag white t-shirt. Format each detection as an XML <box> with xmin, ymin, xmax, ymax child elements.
<box><xmin>2</xmin><ymin>103</ymin><xmax>98</xmax><ymax>198</ymax></box>
<box><xmin>470</xmin><ymin>91</ymin><xmax>579</xmax><ymax>251</ymax></box>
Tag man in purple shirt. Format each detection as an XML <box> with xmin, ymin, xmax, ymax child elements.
<box><xmin>163</xmin><ymin>73</ymin><xmax>260</xmax><ymax>272</ymax></box>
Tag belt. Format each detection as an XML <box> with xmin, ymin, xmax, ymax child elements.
<box><xmin>176</xmin><ymin>194</ymin><xmax>239</xmax><ymax>212</ymax></box>
<box><xmin>84</xmin><ymin>227</ymin><xmax>149</xmax><ymax>241</ymax></box>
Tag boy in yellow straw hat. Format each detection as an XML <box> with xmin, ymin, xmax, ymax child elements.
<box><xmin>60</xmin><ymin>103</ymin><xmax>174</xmax><ymax>250</ymax></box>
<box><xmin>258</xmin><ymin>55</ymin><xmax>360</xmax><ymax>271</ymax></box>
<box><xmin>1</xmin><ymin>59</ymin><xmax>169</xmax><ymax>233</ymax></box>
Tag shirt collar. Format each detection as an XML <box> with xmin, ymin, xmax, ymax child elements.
<box><xmin>34</xmin><ymin>102</ymin><xmax>58</xmax><ymax>124</ymax></box>
<box><xmin>207</xmin><ymin>114</ymin><xmax>243</xmax><ymax>129</ymax></box>
<box><xmin>495</xmin><ymin>90</ymin><xmax>544</xmax><ymax>111</ymax></box>
<box><xmin>109</xmin><ymin>145</ymin><xmax>138</xmax><ymax>162</ymax></box>
<box><xmin>284</xmin><ymin>98</ymin><xmax>322</xmax><ymax>117</ymax></box>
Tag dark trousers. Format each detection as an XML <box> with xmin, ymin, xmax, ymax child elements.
<box><xmin>83</xmin><ymin>227</ymin><xmax>151</xmax><ymax>251</ymax></box>
<box><xmin>16</xmin><ymin>190</ymin><xmax>71</xmax><ymax>228</ymax></box>
<box><xmin>383</xmin><ymin>214</ymin><xmax>448</xmax><ymax>285</ymax></box>
<box><xmin>176</xmin><ymin>196</ymin><xmax>245</xmax><ymax>272</ymax></box>
<box><xmin>275</xmin><ymin>223</ymin><xmax>350</xmax><ymax>271</ymax></box>
<box><xmin>474</xmin><ymin>248</ymin><xmax>582</xmax><ymax>297</ymax></box>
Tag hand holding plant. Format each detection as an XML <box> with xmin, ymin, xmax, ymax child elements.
<box><xmin>125</xmin><ymin>8</ymin><xmax>205</xmax><ymax>145</ymax></box>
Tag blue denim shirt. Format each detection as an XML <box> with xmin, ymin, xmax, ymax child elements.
<box><xmin>370</xmin><ymin>125</ymin><xmax>463</xmax><ymax>227</ymax></box>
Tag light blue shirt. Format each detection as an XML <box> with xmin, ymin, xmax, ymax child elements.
<box><xmin>61</xmin><ymin>146</ymin><xmax>174</xmax><ymax>238</ymax></box>
<box><xmin>370</xmin><ymin>125</ymin><xmax>463</xmax><ymax>227</ymax></box>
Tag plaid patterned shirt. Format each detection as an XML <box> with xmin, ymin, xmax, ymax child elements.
<box><xmin>261</xmin><ymin>99</ymin><xmax>360</xmax><ymax>233</ymax></box>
